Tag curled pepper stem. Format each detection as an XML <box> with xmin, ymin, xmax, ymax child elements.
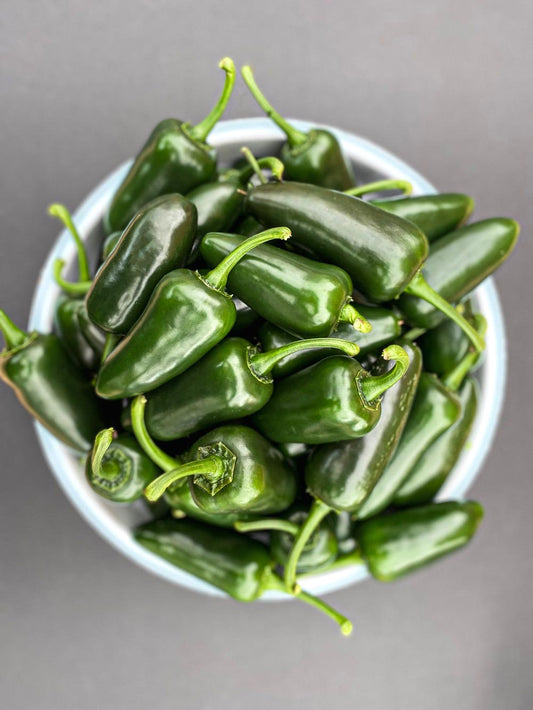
<box><xmin>339</xmin><ymin>303</ymin><xmax>373</xmax><ymax>334</ymax></box>
<box><xmin>443</xmin><ymin>313</ymin><xmax>487</xmax><ymax>392</ymax></box>
<box><xmin>234</xmin><ymin>519</ymin><xmax>300</xmax><ymax>536</ymax></box>
<box><xmin>250</xmin><ymin>337</ymin><xmax>360</xmax><ymax>379</ymax></box>
<box><xmin>241</xmin><ymin>65</ymin><xmax>308</xmax><ymax>148</ymax></box>
<box><xmin>404</xmin><ymin>272</ymin><xmax>486</xmax><ymax>353</ymax></box>
<box><xmin>205</xmin><ymin>227</ymin><xmax>291</xmax><ymax>291</ymax></box>
<box><xmin>241</xmin><ymin>147</ymin><xmax>285</xmax><ymax>184</ymax></box>
<box><xmin>0</xmin><ymin>310</ymin><xmax>28</xmax><ymax>350</ymax></box>
<box><xmin>345</xmin><ymin>179</ymin><xmax>413</xmax><ymax>198</ymax></box>
<box><xmin>90</xmin><ymin>428</ymin><xmax>115</xmax><ymax>479</ymax></box>
<box><xmin>284</xmin><ymin>500</ymin><xmax>332</xmax><ymax>591</ymax></box>
<box><xmin>265</xmin><ymin>572</ymin><xmax>353</xmax><ymax>636</ymax></box>
<box><xmin>130</xmin><ymin>395</ymin><xmax>180</xmax><ymax>472</ymax></box>
<box><xmin>53</xmin><ymin>259</ymin><xmax>92</xmax><ymax>295</ymax></box>
<box><xmin>144</xmin><ymin>456</ymin><xmax>226</xmax><ymax>502</ymax></box>
<box><xmin>189</xmin><ymin>57</ymin><xmax>236</xmax><ymax>143</ymax></box>
<box><xmin>48</xmin><ymin>203</ymin><xmax>91</xmax><ymax>283</ymax></box>
<box><xmin>360</xmin><ymin>344</ymin><xmax>410</xmax><ymax>402</ymax></box>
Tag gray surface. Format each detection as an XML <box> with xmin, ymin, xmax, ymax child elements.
<box><xmin>1</xmin><ymin>1</ymin><xmax>532</xmax><ymax>708</ymax></box>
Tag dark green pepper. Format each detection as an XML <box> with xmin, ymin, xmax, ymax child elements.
<box><xmin>96</xmin><ymin>227</ymin><xmax>291</xmax><ymax>399</ymax></box>
<box><xmin>231</xmin><ymin>296</ymin><xmax>259</xmax><ymax>335</ymax></box>
<box><xmin>372</xmin><ymin>194</ymin><xmax>474</xmax><ymax>242</ymax></box>
<box><xmin>247</xmin><ymin>182</ymin><xmax>485</xmax><ymax>351</ymax></box>
<box><xmin>201</xmin><ymin>232</ymin><xmax>371</xmax><ymax>338</ymax></box>
<box><xmin>104</xmin><ymin>58</ymin><xmax>236</xmax><ymax>234</ymax></box>
<box><xmin>0</xmin><ymin>311</ymin><xmax>105</xmax><ymax>452</ymax></box>
<box><xmin>241</xmin><ymin>65</ymin><xmax>355</xmax><ymax>190</ymax></box>
<box><xmin>253</xmin><ymin>345</ymin><xmax>409</xmax><ymax>444</ymax></box>
<box><xmin>398</xmin><ymin>218</ymin><xmax>519</xmax><ymax>329</ymax></box>
<box><xmin>101</xmin><ymin>231</ymin><xmax>122</xmax><ymax>261</ymax></box>
<box><xmin>357</xmin><ymin>371</ymin><xmax>462</xmax><ymax>520</ymax></box>
<box><xmin>144</xmin><ymin>335</ymin><xmax>358</xmax><ymax>441</ymax></box>
<box><xmin>256</xmin><ymin>305</ymin><xmax>402</xmax><ymax>379</ymax></box>
<box><xmin>88</xmin><ymin>194</ymin><xmax>197</xmax><ymax>334</ymax></box>
<box><xmin>234</xmin><ymin>214</ymin><xmax>264</xmax><ymax>237</ymax></box>
<box><xmin>305</xmin><ymin>340</ymin><xmax>422</xmax><ymax>512</ymax></box>
<box><xmin>418</xmin><ymin>307</ymin><xmax>482</xmax><ymax>378</ymax></box>
<box><xmin>355</xmin><ymin>501</ymin><xmax>484</xmax><ymax>581</ymax></box>
<box><xmin>86</xmin><ymin>429</ymin><xmax>159</xmax><ymax>503</ymax></box>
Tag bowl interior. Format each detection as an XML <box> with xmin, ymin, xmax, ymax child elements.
<box><xmin>29</xmin><ymin>118</ymin><xmax>506</xmax><ymax>599</ymax></box>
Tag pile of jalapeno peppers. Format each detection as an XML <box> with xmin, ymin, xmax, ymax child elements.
<box><xmin>0</xmin><ymin>59</ymin><xmax>520</xmax><ymax>635</ymax></box>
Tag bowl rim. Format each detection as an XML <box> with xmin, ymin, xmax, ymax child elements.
<box><xmin>29</xmin><ymin>117</ymin><xmax>507</xmax><ymax>600</ymax></box>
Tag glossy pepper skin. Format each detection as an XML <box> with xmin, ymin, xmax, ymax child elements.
<box><xmin>270</xmin><ymin>507</ymin><xmax>338</xmax><ymax>574</ymax></box>
<box><xmin>253</xmin><ymin>346</ymin><xmax>408</xmax><ymax>444</ymax></box>
<box><xmin>0</xmin><ymin>313</ymin><xmax>105</xmax><ymax>452</ymax></box>
<box><xmin>86</xmin><ymin>430</ymin><xmax>159</xmax><ymax>503</ymax></box>
<box><xmin>241</xmin><ymin>66</ymin><xmax>355</xmax><ymax>190</ymax></box>
<box><xmin>54</xmin><ymin>296</ymin><xmax>106</xmax><ymax>371</ymax></box>
<box><xmin>101</xmin><ymin>231</ymin><xmax>122</xmax><ymax>261</ymax></box>
<box><xmin>358</xmin><ymin>372</ymin><xmax>462</xmax><ymax>519</ymax></box>
<box><xmin>104</xmin><ymin>59</ymin><xmax>236</xmax><ymax>234</ymax></box>
<box><xmin>135</xmin><ymin>518</ymin><xmax>274</xmax><ymax>602</ymax></box>
<box><xmin>87</xmin><ymin>194</ymin><xmax>197</xmax><ymax>334</ymax></box>
<box><xmin>305</xmin><ymin>341</ymin><xmax>422</xmax><ymax>512</ymax></box>
<box><xmin>145</xmin><ymin>335</ymin><xmax>357</xmax><ymax>441</ymax></box>
<box><xmin>257</xmin><ymin>305</ymin><xmax>402</xmax><ymax>379</ymax></box>
<box><xmin>399</xmin><ymin>218</ymin><xmax>519</xmax><ymax>328</ymax></box>
<box><xmin>200</xmin><ymin>233</ymin><xmax>365</xmax><ymax>338</ymax></box>
<box><xmin>164</xmin><ymin>481</ymin><xmax>258</xmax><ymax>529</ymax></box>
<box><xmin>247</xmin><ymin>182</ymin><xmax>428</xmax><ymax>303</ymax></box>
<box><xmin>394</xmin><ymin>377</ymin><xmax>479</xmax><ymax>507</ymax></box>
<box><xmin>96</xmin><ymin>227</ymin><xmax>290</xmax><ymax>399</ymax></box>
<box><xmin>372</xmin><ymin>194</ymin><xmax>474</xmax><ymax>242</ymax></box>
<box><xmin>355</xmin><ymin>501</ymin><xmax>484</xmax><ymax>581</ymax></box>
<box><xmin>418</xmin><ymin>308</ymin><xmax>480</xmax><ymax>377</ymax></box>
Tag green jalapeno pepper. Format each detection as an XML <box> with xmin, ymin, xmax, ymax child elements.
<box><xmin>101</xmin><ymin>231</ymin><xmax>122</xmax><ymax>261</ymax></box>
<box><xmin>418</xmin><ymin>307</ymin><xmax>482</xmax><ymax>378</ymax></box>
<box><xmin>144</xmin><ymin>335</ymin><xmax>358</xmax><ymax>441</ymax></box>
<box><xmin>231</xmin><ymin>296</ymin><xmax>259</xmax><ymax>335</ymax></box>
<box><xmin>200</xmin><ymin>232</ymin><xmax>372</xmax><ymax>338</ymax></box>
<box><xmin>86</xmin><ymin>428</ymin><xmax>159</xmax><ymax>503</ymax></box>
<box><xmin>0</xmin><ymin>311</ymin><xmax>106</xmax><ymax>452</ymax></box>
<box><xmin>305</xmin><ymin>340</ymin><xmax>422</xmax><ymax>512</ymax></box>
<box><xmin>372</xmin><ymin>193</ymin><xmax>474</xmax><ymax>242</ymax></box>
<box><xmin>355</xmin><ymin>501</ymin><xmax>484</xmax><ymax>581</ymax></box>
<box><xmin>241</xmin><ymin>65</ymin><xmax>355</xmax><ymax>190</ymax></box>
<box><xmin>88</xmin><ymin>194</ymin><xmax>197</xmax><ymax>334</ymax></box>
<box><xmin>253</xmin><ymin>345</ymin><xmax>409</xmax><ymax>444</ymax></box>
<box><xmin>398</xmin><ymin>218</ymin><xmax>519</xmax><ymax>329</ymax></box>
<box><xmin>328</xmin><ymin>512</ymin><xmax>358</xmax><ymax>555</ymax></box>
<box><xmin>357</xmin><ymin>371</ymin><xmax>462</xmax><ymax>520</ymax></box>
<box><xmin>104</xmin><ymin>58</ymin><xmax>236</xmax><ymax>234</ymax></box>
<box><xmin>96</xmin><ymin>227</ymin><xmax>291</xmax><ymax>399</ymax></box>
<box><xmin>247</xmin><ymin>182</ymin><xmax>486</xmax><ymax>352</ymax></box>
<box><xmin>234</xmin><ymin>214</ymin><xmax>264</xmax><ymax>237</ymax></box>
<box><xmin>256</xmin><ymin>305</ymin><xmax>402</xmax><ymax>379</ymax></box>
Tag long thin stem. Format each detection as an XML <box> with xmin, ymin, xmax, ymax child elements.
<box><xmin>48</xmin><ymin>204</ymin><xmax>91</xmax><ymax>283</ymax></box>
<box><xmin>359</xmin><ymin>344</ymin><xmax>410</xmax><ymax>402</ymax></box>
<box><xmin>241</xmin><ymin>65</ymin><xmax>307</xmax><ymax>147</ymax></box>
<box><xmin>250</xmin><ymin>337</ymin><xmax>359</xmax><ymax>379</ymax></box>
<box><xmin>240</xmin><ymin>148</ymin><xmax>285</xmax><ymax>184</ymax></box>
<box><xmin>339</xmin><ymin>303</ymin><xmax>373</xmax><ymax>333</ymax></box>
<box><xmin>443</xmin><ymin>314</ymin><xmax>487</xmax><ymax>392</ymax></box>
<box><xmin>53</xmin><ymin>259</ymin><xmax>92</xmax><ymax>295</ymax></box>
<box><xmin>345</xmin><ymin>179</ymin><xmax>413</xmax><ymax>198</ymax></box>
<box><xmin>0</xmin><ymin>310</ymin><xmax>28</xmax><ymax>350</ymax></box>
<box><xmin>284</xmin><ymin>500</ymin><xmax>331</xmax><ymax>591</ymax></box>
<box><xmin>234</xmin><ymin>519</ymin><xmax>300</xmax><ymax>536</ymax></box>
<box><xmin>145</xmin><ymin>456</ymin><xmax>225</xmax><ymax>502</ymax></box>
<box><xmin>404</xmin><ymin>272</ymin><xmax>485</xmax><ymax>352</ymax></box>
<box><xmin>130</xmin><ymin>395</ymin><xmax>180</xmax><ymax>472</ymax></box>
<box><xmin>189</xmin><ymin>58</ymin><xmax>236</xmax><ymax>142</ymax></box>
<box><xmin>205</xmin><ymin>227</ymin><xmax>291</xmax><ymax>291</ymax></box>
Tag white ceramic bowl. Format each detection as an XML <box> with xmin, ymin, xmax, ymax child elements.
<box><xmin>29</xmin><ymin>118</ymin><xmax>506</xmax><ymax>599</ymax></box>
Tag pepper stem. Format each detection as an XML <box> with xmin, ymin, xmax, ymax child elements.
<box><xmin>264</xmin><ymin>572</ymin><xmax>353</xmax><ymax>636</ymax></box>
<box><xmin>101</xmin><ymin>333</ymin><xmax>120</xmax><ymax>363</ymax></box>
<box><xmin>339</xmin><ymin>303</ymin><xmax>373</xmax><ymax>334</ymax></box>
<box><xmin>130</xmin><ymin>395</ymin><xmax>180</xmax><ymax>472</ymax></box>
<box><xmin>404</xmin><ymin>272</ymin><xmax>486</xmax><ymax>353</ymax></box>
<box><xmin>250</xmin><ymin>338</ymin><xmax>360</xmax><ymax>379</ymax></box>
<box><xmin>90</xmin><ymin>428</ymin><xmax>115</xmax><ymax>479</ymax></box>
<box><xmin>443</xmin><ymin>314</ymin><xmax>487</xmax><ymax>392</ymax></box>
<box><xmin>48</xmin><ymin>204</ymin><xmax>91</xmax><ymax>283</ymax></box>
<box><xmin>0</xmin><ymin>310</ymin><xmax>28</xmax><ymax>350</ymax></box>
<box><xmin>360</xmin><ymin>344</ymin><xmax>410</xmax><ymax>402</ymax></box>
<box><xmin>241</xmin><ymin>65</ymin><xmax>308</xmax><ymax>148</ymax></box>
<box><xmin>284</xmin><ymin>500</ymin><xmax>332</xmax><ymax>591</ymax></box>
<box><xmin>234</xmin><ymin>519</ymin><xmax>300</xmax><ymax>536</ymax></box>
<box><xmin>205</xmin><ymin>227</ymin><xmax>291</xmax><ymax>291</ymax></box>
<box><xmin>345</xmin><ymin>179</ymin><xmax>413</xmax><ymax>198</ymax></box>
<box><xmin>189</xmin><ymin>58</ymin><xmax>236</xmax><ymax>142</ymax></box>
<box><xmin>53</xmin><ymin>259</ymin><xmax>92</xmax><ymax>295</ymax></box>
<box><xmin>241</xmin><ymin>148</ymin><xmax>285</xmax><ymax>184</ymax></box>
<box><xmin>144</xmin><ymin>455</ymin><xmax>227</xmax><ymax>502</ymax></box>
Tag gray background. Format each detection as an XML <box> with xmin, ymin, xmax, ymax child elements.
<box><xmin>1</xmin><ymin>1</ymin><xmax>532</xmax><ymax>708</ymax></box>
